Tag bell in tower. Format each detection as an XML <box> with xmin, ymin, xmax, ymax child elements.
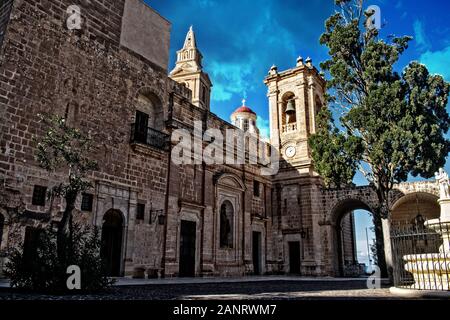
<box><xmin>264</xmin><ymin>55</ymin><xmax>326</xmax><ymax>175</ymax></box>
<box><xmin>285</xmin><ymin>99</ymin><xmax>296</xmax><ymax>123</ymax></box>
<box><xmin>285</xmin><ymin>100</ymin><xmax>296</xmax><ymax>115</ymax></box>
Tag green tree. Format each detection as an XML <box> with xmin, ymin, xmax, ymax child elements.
<box><xmin>310</xmin><ymin>0</ymin><xmax>450</xmax><ymax>276</ymax></box>
<box><xmin>5</xmin><ymin>225</ymin><xmax>114</xmax><ymax>292</ymax></box>
<box><xmin>35</xmin><ymin>113</ymin><xmax>98</xmax><ymax>264</ymax></box>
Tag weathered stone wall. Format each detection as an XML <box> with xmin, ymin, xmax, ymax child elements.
<box><xmin>0</xmin><ymin>0</ymin><xmax>173</xmax><ymax>276</ymax></box>
<box><xmin>318</xmin><ymin>182</ymin><xmax>440</xmax><ymax>276</ymax></box>
<box><xmin>340</xmin><ymin>212</ymin><xmax>356</xmax><ymax>265</ymax></box>
<box><xmin>269</xmin><ymin>174</ymin><xmax>326</xmax><ymax>276</ymax></box>
<box><xmin>163</xmin><ymin>110</ymin><xmax>274</xmax><ymax>276</ymax></box>
<box><xmin>120</xmin><ymin>0</ymin><xmax>171</xmax><ymax>71</ymax></box>
<box><xmin>0</xmin><ymin>0</ymin><xmax>274</xmax><ymax>278</ymax></box>
<box><xmin>0</xmin><ymin>0</ymin><xmax>14</xmax><ymax>50</ymax></box>
<box><xmin>0</xmin><ymin>0</ymin><xmax>442</xmax><ymax>280</ymax></box>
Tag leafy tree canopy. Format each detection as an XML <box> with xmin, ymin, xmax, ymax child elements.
<box><xmin>35</xmin><ymin>113</ymin><xmax>98</xmax><ymax>264</ymax></box>
<box><xmin>35</xmin><ymin>113</ymin><xmax>98</xmax><ymax>199</ymax></box>
<box><xmin>310</xmin><ymin>0</ymin><xmax>450</xmax><ymax>217</ymax></box>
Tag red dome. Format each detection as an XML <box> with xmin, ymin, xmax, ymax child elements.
<box><xmin>232</xmin><ymin>99</ymin><xmax>256</xmax><ymax>115</ymax></box>
<box><xmin>233</xmin><ymin>105</ymin><xmax>256</xmax><ymax>115</ymax></box>
<box><xmin>233</xmin><ymin>99</ymin><xmax>256</xmax><ymax>114</ymax></box>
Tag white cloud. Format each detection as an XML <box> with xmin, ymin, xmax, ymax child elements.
<box><xmin>420</xmin><ymin>45</ymin><xmax>450</xmax><ymax>81</ymax></box>
<box><xmin>196</xmin><ymin>0</ymin><xmax>215</xmax><ymax>8</ymax></box>
<box><xmin>209</xmin><ymin>60</ymin><xmax>256</xmax><ymax>102</ymax></box>
<box><xmin>257</xmin><ymin>117</ymin><xmax>270</xmax><ymax>140</ymax></box>
<box><xmin>204</xmin><ymin>4</ymin><xmax>297</xmax><ymax>105</ymax></box>
<box><xmin>413</xmin><ymin>20</ymin><xmax>431</xmax><ymax>51</ymax></box>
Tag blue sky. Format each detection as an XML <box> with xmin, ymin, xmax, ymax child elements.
<box><xmin>148</xmin><ymin>0</ymin><xmax>450</xmax><ymax>265</ymax></box>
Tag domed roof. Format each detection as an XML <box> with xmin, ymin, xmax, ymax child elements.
<box><xmin>232</xmin><ymin>99</ymin><xmax>256</xmax><ymax>115</ymax></box>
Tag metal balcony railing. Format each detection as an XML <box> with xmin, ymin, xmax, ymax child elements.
<box><xmin>130</xmin><ymin>124</ymin><xmax>170</xmax><ymax>151</ymax></box>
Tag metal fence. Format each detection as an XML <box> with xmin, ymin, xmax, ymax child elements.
<box><xmin>390</xmin><ymin>220</ymin><xmax>450</xmax><ymax>291</ymax></box>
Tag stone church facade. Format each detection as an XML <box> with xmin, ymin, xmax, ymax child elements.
<box><xmin>0</xmin><ymin>0</ymin><xmax>441</xmax><ymax>278</ymax></box>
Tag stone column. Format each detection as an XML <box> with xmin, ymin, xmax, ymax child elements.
<box><xmin>295</xmin><ymin>81</ymin><xmax>306</xmax><ymax>138</ymax></box>
<box><xmin>268</xmin><ymin>88</ymin><xmax>279</xmax><ymax>147</ymax></box>
<box><xmin>308</xmin><ymin>76</ymin><xmax>316</xmax><ymax>135</ymax></box>
<box><xmin>382</xmin><ymin>218</ymin><xmax>393</xmax><ymax>280</ymax></box>
<box><xmin>124</xmin><ymin>190</ymin><xmax>138</xmax><ymax>276</ymax></box>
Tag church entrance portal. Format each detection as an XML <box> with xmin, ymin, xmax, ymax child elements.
<box><xmin>101</xmin><ymin>210</ymin><xmax>124</xmax><ymax>277</ymax></box>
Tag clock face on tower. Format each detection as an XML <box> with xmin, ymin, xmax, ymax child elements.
<box><xmin>285</xmin><ymin>145</ymin><xmax>296</xmax><ymax>158</ymax></box>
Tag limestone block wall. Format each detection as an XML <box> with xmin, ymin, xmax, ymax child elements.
<box><xmin>340</xmin><ymin>212</ymin><xmax>356</xmax><ymax>265</ymax></box>
<box><xmin>0</xmin><ymin>0</ymin><xmax>13</xmax><ymax>50</ymax></box>
<box><xmin>268</xmin><ymin>174</ymin><xmax>325</xmax><ymax>276</ymax></box>
<box><xmin>120</xmin><ymin>0</ymin><xmax>171</xmax><ymax>71</ymax></box>
<box><xmin>0</xmin><ymin>0</ymin><xmax>178</xmax><ymax>276</ymax></box>
<box><xmin>0</xmin><ymin>0</ymin><xmax>442</xmax><ymax>280</ymax></box>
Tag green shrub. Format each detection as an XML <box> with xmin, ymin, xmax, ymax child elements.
<box><xmin>5</xmin><ymin>225</ymin><xmax>115</xmax><ymax>293</ymax></box>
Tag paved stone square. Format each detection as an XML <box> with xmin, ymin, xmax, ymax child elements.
<box><xmin>0</xmin><ymin>277</ymin><xmax>410</xmax><ymax>300</ymax></box>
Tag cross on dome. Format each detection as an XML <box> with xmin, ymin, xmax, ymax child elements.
<box><xmin>232</xmin><ymin>98</ymin><xmax>256</xmax><ymax>115</ymax></box>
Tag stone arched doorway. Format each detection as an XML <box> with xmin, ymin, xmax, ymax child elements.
<box><xmin>330</xmin><ymin>198</ymin><xmax>375</xmax><ymax>277</ymax></box>
<box><xmin>391</xmin><ymin>192</ymin><xmax>440</xmax><ymax>225</ymax></box>
<box><xmin>101</xmin><ymin>209</ymin><xmax>124</xmax><ymax>277</ymax></box>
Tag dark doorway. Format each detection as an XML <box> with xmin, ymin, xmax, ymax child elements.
<box><xmin>252</xmin><ymin>232</ymin><xmax>262</xmax><ymax>275</ymax></box>
<box><xmin>101</xmin><ymin>210</ymin><xmax>124</xmax><ymax>277</ymax></box>
<box><xmin>23</xmin><ymin>227</ymin><xmax>42</xmax><ymax>271</ymax></box>
<box><xmin>179</xmin><ymin>220</ymin><xmax>196</xmax><ymax>277</ymax></box>
<box><xmin>288</xmin><ymin>241</ymin><xmax>301</xmax><ymax>274</ymax></box>
<box><xmin>134</xmin><ymin>110</ymin><xmax>149</xmax><ymax>143</ymax></box>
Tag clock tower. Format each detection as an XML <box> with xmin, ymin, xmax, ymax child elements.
<box><xmin>264</xmin><ymin>57</ymin><xmax>327</xmax><ymax>276</ymax></box>
<box><xmin>264</xmin><ymin>56</ymin><xmax>326</xmax><ymax>176</ymax></box>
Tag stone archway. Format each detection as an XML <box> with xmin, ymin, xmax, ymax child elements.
<box><xmin>135</xmin><ymin>87</ymin><xmax>165</xmax><ymax>131</ymax></box>
<box><xmin>101</xmin><ymin>209</ymin><xmax>124</xmax><ymax>277</ymax></box>
<box><xmin>330</xmin><ymin>198</ymin><xmax>376</xmax><ymax>277</ymax></box>
<box><xmin>391</xmin><ymin>192</ymin><xmax>440</xmax><ymax>225</ymax></box>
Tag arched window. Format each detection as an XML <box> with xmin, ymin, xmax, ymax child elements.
<box><xmin>281</xmin><ymin>92</ymin><xmax>296</xmax><ymax>133</ymax></box>
<box><xmin>315</xmin><ymin>96</ymin><xmax>323</xmax><ymax>114</ymax></box>
<box><xmin>0</xmin><ymin>214</ymin><xmax>5</xmax><ymax>248</ymax></box>
<box><xmin>133</xmin><ymin>90</ymin><xmax>166</xmax><ymax>147</ymax></box>
<box><xmin>220</xmin><ymin>201</ymin><xmax>234</xmax><ymax>248</ymax></box>
<box><xmin>136</xmin><ymin>93</ymin><xmax>164</xmax><ymax>131</ymax></box>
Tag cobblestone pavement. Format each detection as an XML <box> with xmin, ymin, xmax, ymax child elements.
<box><xmin>0</xmin><ymin>279</ymin><xmax>411</xmax><ymax>300</ymax></box>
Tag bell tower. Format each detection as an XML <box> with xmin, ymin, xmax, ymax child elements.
<box><xmin>170</xmin><ymin>26</ymin><xmax>212</xmax><ymax>111</ymax></box>
<box><xmin>265</xmin><ymin>57</ymin><xmax>326</xmax><ymax>276</ymax></box>
<box><xmin>264</xmin><ymin>56</ymin><xmax>326</xmax><ymax>175</ymax></box>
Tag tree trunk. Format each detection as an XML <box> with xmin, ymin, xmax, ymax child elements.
<box><xmin>57</xmin><ymin>192</ymin><xmax>77</xmax><ymax>266</ymax></box>
<box><xmin>372</xmin><ymin>210</ymin><xmax>388</xmax><ymax>278</ymax></box>
<box><xmin>370</xmin><ymin>181</ymin><xmax>390</xmax><ymax>279</ymax></box>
